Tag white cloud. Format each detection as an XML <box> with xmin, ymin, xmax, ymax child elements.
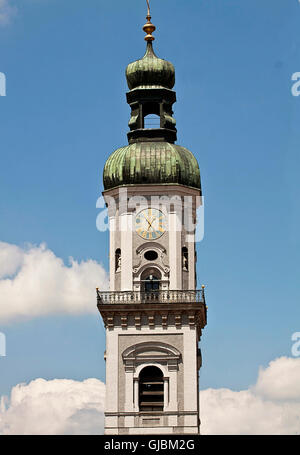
<box><xmin>201</xmin><ymin>388</ymin><xmax>300</xmax><ymax>435</ymax></box>
<box><xmin>0</xmin><ymin>357</ymin><xmax>300</xmax><ymax>435</ymax></box>
<box><xmin>201</xmin><ymin>357</ymin><xmax>300</xmax><ymax>435</ymax></box>
<box><xmin>254</xmin><ymin>356</ymin><xmax>300</xmax><ymax>401</ymax></box>
<box><xmin>0</xmin><ymin>242</ymin><xmax>24</xmax><ymax>279</ymax></box>
<box><xmin>0</xmin><ymin>378</ymin><xmax>105</xmax><ymax>435</ymax></box>
<box><xmin>0</xmin><ymin>0</ymin><xmax>17</xmax><ymax>26</ymax></box>
<box><xmin>0</xmin><ymin>242</ymin><xmax>109</xmax><ymax>324</ymax></box>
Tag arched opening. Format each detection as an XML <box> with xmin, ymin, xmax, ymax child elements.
<box><xmin>140</xmin><ymin>268</ymin><xmax>162</xmax><ymax>302</ymax></box>
<box><xmin>141</xmin><ymin>268</ymin><xmax>162</xmax><ymax>292</ymax></box>
<box><xmin>182</xmin><ymin>246</ymin><xmax>188</xmax><ymax>271</ymax></box>
<box><xmin>115</xmin><ymin>248</ymin><xmax>121</xmax><ymax>272</ymax></box>
<box><xmin>139</xmin><ymin>366</ymin><xmax>164</xmax><ymax>412</ymax></box>
<box><xmin>144</xmin><ymin>275</ymin><xmax>160</xmax><ymax>292</ymax></box>
<box><xmin>143</xmin><ymin>114</ymin><xmax>161</xmax><ymax>129</ymax></box>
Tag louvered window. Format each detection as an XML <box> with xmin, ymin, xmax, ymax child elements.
<box><xmin>139</xmin><ymin>366</ymin><xmax>164</xmax><ymax>412</ymax></box>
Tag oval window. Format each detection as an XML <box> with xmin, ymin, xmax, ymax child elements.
<box><xmin>144</xmin><ymin>250</ymin><xmax>158</xmax><ymax>261</ymax></box>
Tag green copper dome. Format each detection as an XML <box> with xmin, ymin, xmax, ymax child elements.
<box><xmin>126</xmin><ymin>42</ymin><xmax>175</xmax><ymax>90</ymax></box>
<box><xmin>103</xmin><ymin>142</ymin><xmax>201</xmax><ymax>191</ymax></box>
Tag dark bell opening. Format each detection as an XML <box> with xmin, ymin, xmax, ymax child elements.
<box><xmin>139</xmin><ymin>366</ymin><xmax>164</xmax><ymax>412</ymax></box>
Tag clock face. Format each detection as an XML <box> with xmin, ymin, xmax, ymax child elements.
<box><xmin>135</xmin><ymin>208</ymin><xmax>167</xmax><ymax>240</ymax></box>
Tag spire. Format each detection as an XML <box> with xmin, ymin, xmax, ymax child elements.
<box><xmin>124</xmin><ymin>3</ymin><xmax>177</xmax><ymax>144</ymax></box>
<box><xmin>143</xmin><ymin>0</ymin><xmax>156</xmax><ymax>41</ymax></box>
<box><xmin>126</xmin><ymin>1</ymin><xmax>175</xmax><ymax>92</ymax></box>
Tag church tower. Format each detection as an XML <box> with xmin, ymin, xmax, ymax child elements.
<box><xmin>97</xmin><ymin>6</ymin><xmax>207</xmax><ymax>435</ymax></box>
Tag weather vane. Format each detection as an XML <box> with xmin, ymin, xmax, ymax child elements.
<box><xmin>143</xmin><ymin>0</ymin><xmax>156</xmax><ymax>41</ymax></box>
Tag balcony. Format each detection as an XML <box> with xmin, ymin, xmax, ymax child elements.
<box><xmin>96</xmin><ymin>289</ymin><xmax>205</xmax><ymax>305</ymax></box>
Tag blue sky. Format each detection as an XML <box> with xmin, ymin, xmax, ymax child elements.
<box><xmin>0</xmin><ymin>0</ymin><xmax>300</xmax><ymax>405</ymax></box>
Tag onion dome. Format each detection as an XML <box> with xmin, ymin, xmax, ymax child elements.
<box><xmin>126</xmin><ymin>42</ymin><xmax>175</xmax><ymax>91</ymax></box>
<box><xmin>126</xmin><ymin>6</ymin><xmax>175</xmax><ymax>90</ymax></box>
<box><xmin>103</xmin><ymin>142</ymin><xmax>201</xmax><ymax>191</ymax></box>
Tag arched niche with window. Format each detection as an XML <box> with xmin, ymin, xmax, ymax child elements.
<box><xmin>182</xmin><ymin>247</ymin><xmax>189</xmax><ymax>271</ymax></box>
<box><xmin>115</xmin><ymin>248</ymin><xmax>121</xmax><ymax>272</ymax></box>
<box><xmin>141</xmin><ymin>268</ymin><xmax>162</xmax><ymax>292</ymax></box>
<box><xmin>139</xmin><ymin>366</ymin><xmax>164</xmax><ymax>412</ymax></box>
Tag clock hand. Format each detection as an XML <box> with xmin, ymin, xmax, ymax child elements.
<box><xmin>146</xmin><ymin>221</ymin><xmax>153</xmax><ymax>231</ymax></box>
<box><xmin>144</xmin><ymin>215</ymin><xmax>154</xmax><ymax>229</ymax></box>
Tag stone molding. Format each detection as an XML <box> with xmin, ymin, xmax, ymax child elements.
<box><xmin>122</xmin><ymin>341</ymin><xmax>181</xmax><ymax>373</ymax></box>
<box><xmin>99</xmin><ymin>305</ymin><xmax>206</xmax><ymax>339</ymax></box>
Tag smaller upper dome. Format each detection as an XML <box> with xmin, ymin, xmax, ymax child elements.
<box><xmin>126</xmin><ymin>42</ymin><xmax>175</xmax><ymax>91</ymax></box>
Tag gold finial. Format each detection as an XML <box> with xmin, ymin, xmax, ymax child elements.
<box><xmin>143</xmin><ymin>0</ymin><xmax>156</xmax><ymax>41</ymax></box>
<box><xmin>202</xmin><ymin>284</ymin><xmax>205</xmax><ymax>289</ymax></box>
